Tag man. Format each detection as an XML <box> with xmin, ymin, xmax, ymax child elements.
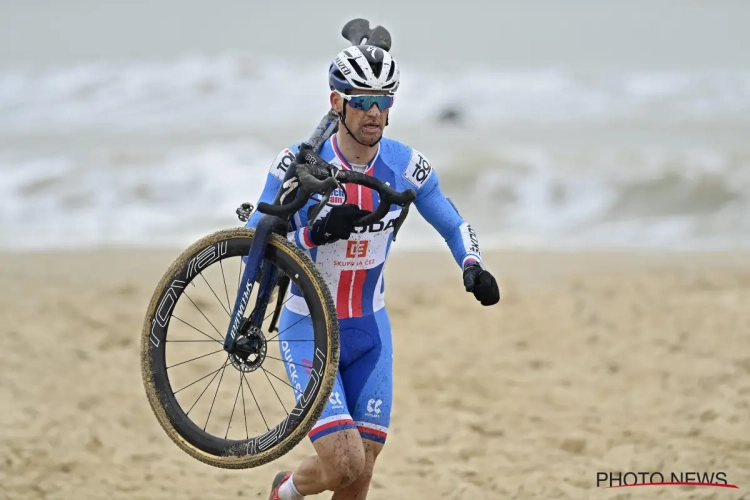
<box><xmin>244</xmin><ymin>44</ymin><xmax>500</xmax><ymax>500</ymax></box>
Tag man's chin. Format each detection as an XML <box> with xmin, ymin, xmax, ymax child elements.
<box><xmin>358</xmin><ymin>129</ymin><xmax>383</xmax><ymax>144</ymax></box>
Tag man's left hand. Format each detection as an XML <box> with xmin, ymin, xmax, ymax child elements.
<box><xmin>463</xmin><ymin>263</ymin><xmax>500</xmax><ymax>306</ymax></box>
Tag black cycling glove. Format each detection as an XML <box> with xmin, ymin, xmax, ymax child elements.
<box><xmin>463</xmin><ymin>263</ymin><xmax>501</xmax><ymax>306</ymax></box>
<box><xmin>309</xmin><ymin>204</ymin><xmax>372</xmax><ymax>246</ymax></box>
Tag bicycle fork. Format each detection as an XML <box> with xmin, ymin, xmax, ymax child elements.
<box><xmin>223</xmin><ymin>215</ymin><xmax>286</xmax><ymax>353</ymax></box>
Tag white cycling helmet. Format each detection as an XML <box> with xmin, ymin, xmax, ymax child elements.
<box><xmin>328</xmin><ymin>45</ymin><xmax>400</xmax><ymax>93</ymax></box>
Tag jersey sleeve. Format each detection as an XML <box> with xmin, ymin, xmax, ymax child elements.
<box><xmin>244</xmin><ymin>144</ymin><xmax>311</xmax><ymax>246</ymax></box>
<box><xmin>404</xmin><ymin>148</ymin><xmax>484</xmax><ymax>269</ymax></box>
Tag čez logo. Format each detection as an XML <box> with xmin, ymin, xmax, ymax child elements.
<box><xmin>346</xmin><ymin>240</ymin><xmax>369</xmax><ymax>259</ymax></box>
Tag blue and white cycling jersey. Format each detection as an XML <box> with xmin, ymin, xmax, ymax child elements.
<box><xmin>245</xmin><ymin>134</ymin><xmax>484</xmax><ymax>320</ymax></box>
<box><xmin>245</xmin><ymin>134</ymin><xmax>484</xmax><ymax>444</ymax></box>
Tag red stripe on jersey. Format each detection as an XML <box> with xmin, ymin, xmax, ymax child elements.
<box><xmin>360</xmin><ymin>181</ymin><xmax>374</xmax><ymax>211</ymax></box>
<box><xmin>309</xmin><ymin>418</ymin><xmax>356</xmax><ymax>439</ymax></box>
<box><xmin>356</xmin><ymin>425</ymin><xmax>387</xmax><ymax>439</ymax></box>
<box><xmin>337</xmin><ymin>270</ymin><xmax>354</xmax><ymax>319</ymax></box>
<box><xmin>350</xmin><ymin>269</ymin><xmax>368</xmax><ymax>317</ymax></box>
<box><xmin>345</xmin><ymin>181</ymin><xmax>360</xmax><ymax>207</ymax></box>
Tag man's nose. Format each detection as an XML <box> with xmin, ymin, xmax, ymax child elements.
<box><xmin>366</xmin><ymin>104</ymin><xmax>381</xmax><ymax>116</ymax></box>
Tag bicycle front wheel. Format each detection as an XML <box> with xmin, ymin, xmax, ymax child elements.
<box><xmin>140</xmin><ymin>227</ymin><xmax>339</xmax><ymax>469</ymax></box>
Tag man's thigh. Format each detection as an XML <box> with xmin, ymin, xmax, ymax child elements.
<box><xmin>340</xmin><ymin>308</ymin><xmax>393</xmax><ymax>444</ymax></box>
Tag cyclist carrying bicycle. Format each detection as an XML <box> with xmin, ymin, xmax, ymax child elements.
<box><xmin>244</xmin><ymin>44</ymin><xmax>500</xmax><ymax>500</ymax></box>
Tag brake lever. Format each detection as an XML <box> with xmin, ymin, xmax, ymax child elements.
<box><xmin>306</xmin><ymin>181</ymin><xmax>340</xmax><ymax>226</ymax></box>
<box><xmin>390</xmin><ymin>202</ymin><xmax>411</xmax><ymax>242</ymax></box>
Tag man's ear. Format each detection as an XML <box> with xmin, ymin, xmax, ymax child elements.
<box><xmin>330</xmin><ymin>91</ymin><xmax>343</xmax><ymax>114</ymax></box>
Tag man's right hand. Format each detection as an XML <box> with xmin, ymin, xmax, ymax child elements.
<box><xmin>310</xmin><ymin>204</ymin><xmax>372</xmax><ymax>246</ymax></box>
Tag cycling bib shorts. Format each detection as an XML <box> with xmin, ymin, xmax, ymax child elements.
<box><xmin>277</xmin><ymin>305</ymin><xmax>392</xmax><ymax>444</ymax></box>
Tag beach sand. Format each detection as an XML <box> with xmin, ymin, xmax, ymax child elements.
<box><xmin>1</xmin><ymin>247</ymin><xmax>749</xmax><ymax>499</ymax></box>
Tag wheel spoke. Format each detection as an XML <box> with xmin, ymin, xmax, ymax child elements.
<box><xmin>186</xmin><ymin>354</ymin><xmax>230</xmax><ymax>416</ymax></box>
<box><xmin>204</xmin><ymin>359</ymin><xmax>229</xmax><ymax>431</ymax></box>
<box><xmin>171</xmin><ymin>315</ymin><xmax>222</xmax><ymax>344</ymax></box>
<box><xmin>174</xmin><ymin>360</ymin><xmax>230</xmax><ymax>395</ymax></box>
<box><xmin>200</xmin><ymin>272</ymin><xmax>231</xmax><ymax>317</ymax></box>
<box><xmin>262</xmin><ymin>367</ymin><xmax>303</xmax><ymax>396</ymax></box>
<box><xmin>225</xmin><ymin>372</ymin><xmax>243</xmax><ymax>439</ymax></box>
<box><xmin>262</xmin><ymin>367</ymin><xmax>289</xmax><ymax>415</ymax></box>
<box><xmin>242</xmin><ymin>373</ymin><xmax>270</xmax><ymax>431</ymax></box>
<box><xmin>167</xmin><ymin>339</ymin><xmax>218</xmax><ymax>343</ymax></box>
<box><xmin>219</xmin><ymin>260</ymin><xmax>232</xmax><ymax>314</ymax></box>
<box><xmin>264</xmin><ymin>354</ymin><xmax>312</xmax><ymax>370</ymax></box>
<box><xmin>265</xmin><ymin>312</ymin><xmax>311</xmax><ymax>343</ymax></box>
<box><xmin>182</xmin><ymin>291</ymin><xmax>225</xmax><ymax>338</ymax></box>
<box><xmin>167</xmin><ymin>348</ymin><xmax>225</xmax><ymax>370</ymax></box>
<box><xmin>240</xmin><ymin>373</ymin><xmax>249</xmax><ymax>439</ymax></box>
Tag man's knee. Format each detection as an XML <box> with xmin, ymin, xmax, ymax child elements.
<box><xmin>334</xmin><ymin>439</ymin><xmax>383</xmax><ymax>497</ymax></box>
<box><xmin>314</xmin><ymin>431</ymin><xmax>367</xmax><ymax>490</ymax></box>
<box><xmin>321</xmin><ymin>448</ymin><xmax>365</xmax><ymax>490</ymax></box>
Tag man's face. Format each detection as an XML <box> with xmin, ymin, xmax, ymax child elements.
<box><xmin>331</xmin><ymin>89</ymin><xmax>393</xmax><ymax>145</ymax></box>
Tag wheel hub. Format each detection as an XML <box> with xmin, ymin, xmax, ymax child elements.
<box><xmin>230</xmin><ymin>321</ymin><xmax>267</xmax><ymax>373</ymax></box>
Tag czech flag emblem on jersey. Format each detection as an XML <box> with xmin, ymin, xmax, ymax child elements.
<box><xmin>329</xmin><ymin>187</ymin><xmax>346</xmax><ymax>205</ymax></box>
